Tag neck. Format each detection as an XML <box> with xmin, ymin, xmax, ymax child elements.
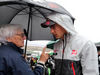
<box><xmin>62</xmin><ymin>33</ymin><xmax>67</xmax><ymax>40</ymax></box>
<box><xmin>61</xmin><ymin>36</ymin><xmax>64</xmax><ymax>40</ymax></box>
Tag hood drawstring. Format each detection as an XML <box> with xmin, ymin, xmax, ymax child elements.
<box><xmin>60</xmin><ymin>34</ymin><xmax>67</xmax><ymax>75</ymax></box>
<box><xmin>62</xmin><ymin>34</ymin><xmax>67</xmax><ymax>54</ymax></box>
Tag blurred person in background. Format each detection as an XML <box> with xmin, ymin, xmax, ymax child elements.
<box><xmin>30</xmin><ymin>57</ymin><xmax>37</xmax><ymax>70</ymax></box>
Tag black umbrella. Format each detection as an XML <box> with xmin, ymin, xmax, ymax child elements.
<box><xmin>0</xmin><ymin>0</ymin><xmax>75</xmax><ymax>54</ymax></box>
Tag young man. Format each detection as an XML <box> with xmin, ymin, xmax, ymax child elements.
<box><xmin>41</xmin><ymin>13</ymin><xmax>99</xmax><ymax>75</ymax></box>
<box><xmin>0</xmin><ymin>24</ymin><xmax>49</xmax><ymax>75</ymax></box>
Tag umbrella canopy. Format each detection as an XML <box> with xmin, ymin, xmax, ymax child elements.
<box><xmin>0</xmin><ymin>0</ymin><xmax>75</xmax><ymax>41</ymax></box>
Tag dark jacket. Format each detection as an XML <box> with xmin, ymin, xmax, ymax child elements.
<box><xmin>0</xmin><ymin>42</ymin><xmax>44</xmax><ymax>75</ymax></box>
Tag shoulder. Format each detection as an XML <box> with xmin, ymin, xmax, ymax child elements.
<box><xmin>0</xmin><ymin>44</ymin><xmax>21</xmax><ymax>58</ymax></box>
<box><xmin>69</xmin><ymin>34</ymin><xmax>96</xmax><ymax>51</ymax></box>
<box><xmin>0</xmin><ymin>45</ymin><xmax>10</xmax><ymax>55</ymax></box>
<box><xmin>73</xmin><ymin>34</ymin><xmax>94</xmax><ymax>45</ymax></box>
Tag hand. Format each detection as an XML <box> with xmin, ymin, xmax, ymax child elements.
<box><xmin>39</xmin><ymin>46</ymin><xmax>50</xmax><ymax>63</ymax></box>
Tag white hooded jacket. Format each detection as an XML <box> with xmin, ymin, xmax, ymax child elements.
<box><xmin>47</xmin><ymin>13</ymin><xmax>99</xmax><ymax>75</ymax></box>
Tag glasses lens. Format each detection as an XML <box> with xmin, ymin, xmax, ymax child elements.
<box><xmin>21</xmin><ymin>33</ymin><xmax>25</xmax><ymax>37</ymax></box>
<box><xmin>17</xmin><ymin>33</ymin><xmax>25</xmax><ymax>37</ymax></box>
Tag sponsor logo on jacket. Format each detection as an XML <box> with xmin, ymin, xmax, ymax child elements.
<box><xmin>71</xmin><ymin>50</ymin><xmax>77</xmax><ymax>55</ymax></box>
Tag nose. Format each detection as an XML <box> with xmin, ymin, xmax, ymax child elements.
<box><xmin>50</xmin><ymin>27</ymin><xmax>54</xmax><ymax>34</ymax></box>
<box><xmin>23</xmin><ymin>35</ymin><xmax>26</xmax><ymax>40</ymax></box>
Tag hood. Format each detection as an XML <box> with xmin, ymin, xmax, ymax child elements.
<box><xmin>47</xmin><ymin>13</ymin><xmax>77</xmax><ymax>36</ymax></box>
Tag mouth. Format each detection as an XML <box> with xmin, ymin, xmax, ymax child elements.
<box><xmin>54</xmin><ymin>34</ymin><xmax>58</xmax><ymax>38</ymax></box>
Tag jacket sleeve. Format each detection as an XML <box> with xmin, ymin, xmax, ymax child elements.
<box><xmin>11</xmin><ymin>57</ymin><xmax>44</xmax><ymax>75</ymax></box>
<box><xmin>81</xmin><ymin>41</ymin><xmax>99</xmax><ymax>75</ymax></box>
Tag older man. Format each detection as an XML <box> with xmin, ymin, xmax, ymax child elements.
<box><xmin>41</xmin><ymin>13</ymin><xmax>99</xmax><ymax>75</ymax></box>
<box><xmin>0</xmin><ymin>24</ymin><xmax>49</xmax><ymax>75</ymax></box>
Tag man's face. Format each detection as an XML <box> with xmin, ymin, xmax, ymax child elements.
<box><xmin>50</xmin><ymin>24</ymin><xmax>67</xmax><ymax>39</ymax></box>
<box><xmin>7</xmin><ymin>30</ymin><xmax>26</xmax><ymax>47</ymax></box>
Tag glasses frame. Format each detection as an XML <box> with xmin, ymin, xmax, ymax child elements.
<box><xmin>16</xmin><ymin>33</ymin><xmax>25</xmax><ymax>37</ymax></box>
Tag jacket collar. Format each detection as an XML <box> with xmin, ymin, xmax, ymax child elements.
<box><xmin>6</xmin><ymin>42</ymin><xmax>23</xmax><ymax>54</ymax></box>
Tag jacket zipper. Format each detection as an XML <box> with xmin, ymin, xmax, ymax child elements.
<box><xmin>60</xmin><ymin>34</ymin><xmax>67</xmax><ymax>75</ymax></box>
<box><xmin>71</xmin><ymin>62</ymin><xmax>76</xmax><ymax>75</ymax></box>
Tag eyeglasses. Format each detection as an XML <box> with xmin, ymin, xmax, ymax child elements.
<box><xmin>16</xmin><ymin>33</ymin><xmax>25</xmax><ymax>37</ymax></box>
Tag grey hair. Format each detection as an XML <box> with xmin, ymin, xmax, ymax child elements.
<box><xmin>0</xmin><ymin>24</ymin><xmax>24</xmax><ymax>44</ymax></box>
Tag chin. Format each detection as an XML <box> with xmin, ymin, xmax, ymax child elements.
<box><xmin>55</xmin><ymin>37</ymin><xmax>60</xmax><ymax>39</ymax></box>
<box><xmin>20</xmin><ymin>44</ymin><xmax>24</xmax><ymax>47</ymax></box>
<box><xmin>21</xmin><ymin>45</ymin><xmax>24</xmax><ymax>47</ymax></box>
<box><xmin>55</xmin><ymin>36</ymin><xmax>58</xmax><ymax>39</ymax></box>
